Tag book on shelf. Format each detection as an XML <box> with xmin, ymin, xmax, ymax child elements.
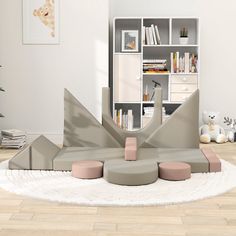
<box><xmin>114</xmin><ymin>109</ymin><xmax>133</xmax><ymax>130</ymax></box>
<box><xmin>170</xmin><ymin>52</ymin><xmax>174</xmax><ymax>73</ymax></box>
<box><xmin>154</xmin><ymin>25</ymin><xmax>161</xmax><ymax>44</ymax></box>
<box><xmin>151</xmin><ymin>24</ymin><xmax>157</xmax><ymax>45</ymax></box>
<box><xmin>143</xmin><ymin>25</ymin><xmax>161</xmax><ymax>45</ymax></box>
<box><xmin>176</xmin><ymin>51</ymin><xmax>180</xmax><ymax>73</ymax></box>
<box><xmin>127</xmin><ymin>110</ymin><xmax>133</xmax><ymax>131</ymax></box>
<box><xmin>170</xmin><ymin>52</ymin><xmax>198</xmax><ymax>74</ymax></box>
<box><xmin>145</xmin><ymin>27</ymin><xmax>150</xmax><ymax>45</ymax></box>
<box><xmin>184</xmin><ymin>52</ymin><xmax>190</xmax><ymax>73</ymax></box>
<box><xmin>148</xmin><ymin>27</ymin><xmax>154</xmax><ymax>45</ymax></box>
<box><xmin>113</xmin><ymin>109</ymin><xmax>117</xmax><ymax>124</ymax></box>
<box><xmin>142</xmin><ymin>26</ymin><xmax>146</xmax><ymax>45</ymax></box>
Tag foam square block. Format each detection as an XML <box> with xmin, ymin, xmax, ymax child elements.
<box><xmin>125</xmin><ymin>137</ymin><xmax>137</xmax><ymax>161</ymax></box>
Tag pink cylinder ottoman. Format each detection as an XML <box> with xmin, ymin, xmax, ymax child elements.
<box><xmin>72</xmin><ymin>161</ymin><xmax>103</xmax><ymax>179</ymax></box>
<box><xmin>159</xmin><ymin>162</ymin><xmax>191</xmax><ymax>181</ymax></box>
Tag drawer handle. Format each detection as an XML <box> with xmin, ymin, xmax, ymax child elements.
<box><xmin>182</xmin><ymin>77</ymin><xmax>187</xmax><ymax>82</ymax></box>
<box><xmin>182</xmin><ymin>95</ymin><xmax>187</xmax><ymax>100</ymax></box>
<box><xmin>182</xmin><ymin>86</ymin><xmax>188</xmax><ymax>91</ymax></box>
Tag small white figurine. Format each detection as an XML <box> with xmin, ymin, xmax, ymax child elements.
<box><xmin>224</xmin><ymin>117</ymin><xmax>236</xmax><ymax>143</ymax></box>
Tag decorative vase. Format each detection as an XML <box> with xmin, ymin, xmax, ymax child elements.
<box><xmin>179</xmin><ymin>37</ymin><xmax>189</xmax><ymax>45</ymax></box>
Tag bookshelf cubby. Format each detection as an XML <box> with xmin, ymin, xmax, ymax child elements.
<box><xmin>114</xmin><ymin>19</ymin><xmax>142</xmax><ymax>53</ymax></box>
<box><xmin>172</xmin><ymin>18</ymin><xmax>199</xmax><ymax>45</ymax></box>
<box><xmin>112</xmin><ymin>17</ymin><xmax>200</xmax><ymax>130</ymax></box>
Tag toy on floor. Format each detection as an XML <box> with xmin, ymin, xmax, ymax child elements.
<box><xmin>200</xmin><ymin>111</ymin><xmax>227</xmax><ymax>144</ymax></box>
<box><xmin>224</xmin><ymin>117</ymin><xmax>236</xmax><ymax>143</ymax></box>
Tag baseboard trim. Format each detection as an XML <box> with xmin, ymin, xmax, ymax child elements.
<box><xmin>27</xmin><ymin>133</ymin><xmax>63</xmax><ymax>145</ymax></box>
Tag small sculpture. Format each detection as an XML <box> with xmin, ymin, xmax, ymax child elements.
<box><xmin>224</xmin><ymin>117</ymin><xmax>236</xmax><ymax>142</ymax></box>
<box><xmin>199</xmin><ymin>111</ymin><xmax>227</xmax><ymax>144</ymax></box>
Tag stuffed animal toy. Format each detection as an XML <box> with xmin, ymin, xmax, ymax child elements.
<box><xmin>199</xmin><ymin>111</ymin><xmax>227</xmax><ymax>144</ymax></box>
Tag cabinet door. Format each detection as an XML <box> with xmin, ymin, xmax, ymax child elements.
<box><xmin>114</xmin><ymin>54</ymin><xmax>141</xmax><ymax>102</ymax></box>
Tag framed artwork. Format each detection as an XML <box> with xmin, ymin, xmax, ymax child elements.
<box><xmin>121</xmin><ymin>30</ymin><xmax>139</xmax><ymax>52</ymax></box>
<box><xmin>23</xmin><ymin>0</ymin><xmax>60</xmax><ymax>44</ymax></box>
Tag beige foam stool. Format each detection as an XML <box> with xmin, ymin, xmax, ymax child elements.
<box><xmin>104</xmin><ymin>159</ymin><xmax>158</xmax><ymax>186</ymax></box>
<box><xmin>159</xmin><ymin>162</ymin><xmax>191</xmax><ymax>181</ymax></box>
<box><xmin>72</xmin><ymin>160</ymin><xmax>103</xmax><ymax>179</ymax></box>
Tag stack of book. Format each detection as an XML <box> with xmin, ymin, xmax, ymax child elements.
<box><xmin>170</xmin><ymin>52</ymin><xmax>198</xmax><ymax>73</ymax></box>
<box><xmin>113</xmin><ymin>109</ymin><xmax>134</xmax><ymax>131</ymax></box>
<box><xmin>143</xmin><ymin>107</ymin><xmax>154</xmax><ymax>117</ymax></box>
<box><xmin>143</xmin><ymin>107</ymin><xmax>170</xmax><ymax>122</ymax></box>
<box><xmin>1</xmin><ymin>129</ymin><xmax>27</xmax><ymax>149</ymax></box>
<box><xmin>143</xmin><ymin>59</ymin><xmax>168</xmax><ymax>74</ymax></box>
<box><xmin>142</xmin><ymin>24</ymin><xmax>161</xmax><ymax>45</ymax></box>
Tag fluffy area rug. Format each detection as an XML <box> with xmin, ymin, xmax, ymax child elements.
<box><xmin>0</xmin><ymin>160</ymin><xmax>236</xmax><ymax>206</ymax></box>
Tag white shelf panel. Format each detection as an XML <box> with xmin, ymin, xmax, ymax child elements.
<box><xmin>171</xmin><ymin>44</ymin><xmax>199</xmax><ymax>47</ymax></box>
<box><xmin>143</xmin><ymin>73</ymin><xmax>198</xmax><ymax>76</ymax></box>
<box><xmin>143</xmin><ymin>73</ymin><xmax>170</xmax><ymax>76</ymax></box>
<box><xmin>114</xmin><ymin>101</ymin><xmax>141</xmax><ymax>104</ymax></box>
<box><xmin>143</xmin><ymin>44</ymin><xmax>198</xmax><ymax>47</ymax></box>
<box><xmin>170</xmin><ymin>73</ymin><xmax>198</xmax><ymax>75</ymax></box>
<box><xmin>142</xmin><ymin>100</ymin><xmax>178</xmax><ymax>104</ymax></box>
<box><xmin>114</xmin><ymin>52</ymin><xmax>142</xmax><ymax>55</ymax></box>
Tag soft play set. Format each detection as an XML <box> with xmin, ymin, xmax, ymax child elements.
<box><xmin>9</xmin><ymin>87</ymin><xmax>221</xmax><ymax>186</ymax></box>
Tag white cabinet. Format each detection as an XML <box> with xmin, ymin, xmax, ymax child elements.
<box><xmin>114</xmin><ymin>54</ymin><xmax>141</xmax><ymax>103</ymax></box>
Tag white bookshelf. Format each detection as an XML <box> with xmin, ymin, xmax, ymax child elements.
<box><xmin>112</xmin><ymin>17</ymin><xmax>200</xmax><ymax>129</ymax></box>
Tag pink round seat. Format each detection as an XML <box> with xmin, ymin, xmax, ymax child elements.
<box><xmin>159</xmin><ymin>162</ymin><xmax>191</xmax><ymax>181</ymax></box>
<box><xmin>72</xmin><ymin>161</ymin><xmax>103</xmax><ymax>179</ymax></box>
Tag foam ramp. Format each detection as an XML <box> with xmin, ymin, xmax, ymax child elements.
<box><xmin>141</xmin><ymin>90</ymin><xmax>200</xmax><ymax>148</ymax></box>
<box><xmin>63</xmin><ymin>89</ymin><xmax>121</xmax><ymax>147</ymax></box>
<box><xmin>8</xmin><ymin>145</ymin><xmax>31</xmax><ymax>170</ymax></box>
<box><xmin>9</xmin><ymin>135</ymin><xmax>60</xmax><ymax>170</ymax></box>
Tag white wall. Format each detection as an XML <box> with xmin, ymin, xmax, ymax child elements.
<box><xmin>110</xmin><ymin>0</ymin><xmax>236</xmax><ymax>127</ymax></box>
<box><xmin>0</xmin><ymin>0</ymin><xmax>109</xmax><ymax>143</ymax></box>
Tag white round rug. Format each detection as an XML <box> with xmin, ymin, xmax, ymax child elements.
<box><xmin>0</xmin><ymin>160</ymin><xmax>236</xmax><ymax>206</ymax></box>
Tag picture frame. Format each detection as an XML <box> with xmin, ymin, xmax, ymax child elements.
<box><xmin>23</xmin><ymin>0</ymin><xmax>60</xmax><ymax>44</ymax></box>
<box><xmin>121</xmin><ymin>30</ymin><xmax>139</xmax><ymax>52</ymax></box>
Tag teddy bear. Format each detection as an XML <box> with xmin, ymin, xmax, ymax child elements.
<box><xmin>199</xmin><ymin>111</ymin><xmax>227</xmax><ymax>144</ymax></box>
<box><xmin>33</xmin><ymin>0</ymin><xmax>55</xmax><ymax>37</ymax></box>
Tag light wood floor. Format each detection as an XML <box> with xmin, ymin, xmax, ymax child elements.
<box><xmin>0</xmin><ymin>143</ymin><xmax>236</xmax><ymax>236</ymax></box>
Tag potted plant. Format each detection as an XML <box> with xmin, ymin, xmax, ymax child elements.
<box><xmin>179</xmin><ymin>27</ymin><xmax>189</xmax><ymax>45</ymax></box>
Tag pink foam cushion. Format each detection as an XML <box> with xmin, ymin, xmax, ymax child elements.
<box><xmin>125</xmin><ymin>137</ymin><xmax>137</xmax><ymax>161</ymax></box>
<box><xmin>72</xmin><ymin>160</ymin><xmax>103</xmax><ymax>179</ymax></box>
<box><xmin>159</xmin><ymin>162</ymin><xmax>191</xmax><ymax>181</ymax></box>
<box><xmin>201</xmin><ymin>148</ymin><xmax>221</xmax><ymax>172</ymax></box>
